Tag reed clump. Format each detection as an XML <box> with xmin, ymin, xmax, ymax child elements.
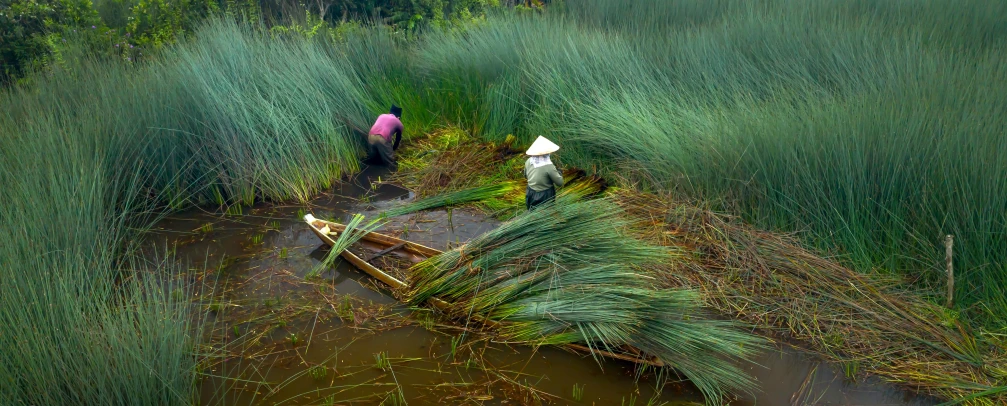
<box><xmin>405</xmin><ymin>195</ymin><xmax>768</xmax><ymax>404</ymax></box>
<box><xmin>309</xmin><ymin>214</ymin><xmax>385</xmax><ymax>277</ymax></box>
<box><xmin>411</xmin><ymin>0</ymin><xmax>1007</xmax><ymax>332</ymax></box>
<box><xmin>392</xmin><ymin>128</ymin><xmax>525</xmax><ymax>195</ymax></box>
<box><xmin>0</xmin><ymin>110</ymin><xmax>198</xmax><ymax>404</ymax></box>
<box><xmin>0</xmin><ymin>18</ymin><xmax>376</xmax><ymax>405</ymax></box>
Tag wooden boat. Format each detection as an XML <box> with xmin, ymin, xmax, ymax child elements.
<box><xmin>304</xmin><ymin>213</ymin><xmax>440</xmax><ymax>292</ymax></box>
<box><xmin>303</xmin><ymin>213</ymin><xmax>664</xmax><ymax>367</ymax></box>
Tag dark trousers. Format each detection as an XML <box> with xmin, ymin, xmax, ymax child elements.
<box><xmin>365</xmin><ymin>134</ymin><xmax>396</xmax><ymax>169</ymax></box>
<box><xmin>525</xmin><ymin>186</ymin><xmax>556</xmax><ymax>211</ymax></box>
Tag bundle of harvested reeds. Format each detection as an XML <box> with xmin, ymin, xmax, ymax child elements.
<box><xmin>383</xmin><ymin>167</ymin><xmax>604</xmax><ymax>218</ymax></box>
<box><xmin>405</xmin><ymin>195</ymin><xmax>766</xmax><ymax>404</ymax></box>
<box><xmin>309</xmin><ymin>214</ymin><xmax>384</xmax><ymax>277</ymax></box>
<box><xmin>380</xmin><ymin>181</ymin><xmax>522</xmax><ymax>218</ymax></box>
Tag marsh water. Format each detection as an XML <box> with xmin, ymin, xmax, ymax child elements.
<box><xmin>147</xmin><ymin>166</ymin><xmax>939</xmax><ymax>406</ymax></box>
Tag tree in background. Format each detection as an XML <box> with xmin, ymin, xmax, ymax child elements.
<box><xmin>126</xmin><ymin>0</ymin><xmax>260</xmax><ymax>49</ymax></box>
<box><xmin>260</xmin><ymin>0</ymin><xmax>500</xmax><ymax>30</ymax></box>
<box><xmin>1</xmin><ymin>0</ymin><xmax>509</xmax><ymax>85</ymax></box>
<box><xmin>0</xmin><ymin>0</ymin><xmax>99</xmax><ymax>84</ymax></box>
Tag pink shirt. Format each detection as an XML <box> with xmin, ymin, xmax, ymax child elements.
<box><xmin>368</xmin><ymin>114</ymin><xmax>403</xmax><ymax>143</ymax></box>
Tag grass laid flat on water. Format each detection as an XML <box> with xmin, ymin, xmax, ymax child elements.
<box><xmin>678</xmin><ymin>189</ymin><xmax>1003</xmax><ymax>401</ymax></box>
<box><xmin>609</xmin><ymin>189</ymin><xmax>1007</xmax><ymax>403</ymax></box>
<box><xmin>405</xmin><ymin>195</ymin><xmax>767</xmax><ymax>404</ymax></box>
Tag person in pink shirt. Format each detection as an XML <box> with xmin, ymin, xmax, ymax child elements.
<box><xmin>365</xmin><ymin>105</ymin><xmax>404</xmax><ymax>169</ymax></box>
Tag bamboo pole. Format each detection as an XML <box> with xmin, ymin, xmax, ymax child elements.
<box><xmin>945</xmin><ymin>235</ymin><xmax>954</xmax><ymax>308</ymax></box>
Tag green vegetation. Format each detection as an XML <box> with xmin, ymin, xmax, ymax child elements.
<box><xmin>0</xmin><ymin>0</ymin><xmax>99</xmax><ymax>83</ymax></box>
<box><xmin>0</xmin><ymin>90</ymin><xmax>197</xmax><ymax>402</ymax></box>
<box><xmin>0</xmin><ymin>13</ymin><xmax>375</xmax><ymax>406</ymax></box>
<box><xmin>308</xmin><ymin>213</ymin><xmax>385</xmax><ymax>277</ymax></box>
<box><xmin>380</xmin><ymin>181</ymin><xmax>521</xmax><ymax>218</ymax></box>
<box><xmin>2</xmin><ymin>0</ymin><xmax>500</xmax><ymax>85</ymax></box>
<box><xmin>410</xmin><ymin>0</ymin><xmax>1007</xmax><ymax>330</ymax></box>
<box><xmin>407</xmin><ymin>196</ymin><xmax>767</xmax><ymax>403</ymax></box>
<box><xmin>3</xmin><ymin>0</ymin><xmax>1007</xmax><ymax>404</ymax></box>
<box><xmin>6</xmin><ymin>19</ymin><xmax>374</xmax><ymax>205</ymax></box>
<box><xmin>387</xmin><ymin>128</ymin><xmax>1006</xmax><ymax>402</ymax></box>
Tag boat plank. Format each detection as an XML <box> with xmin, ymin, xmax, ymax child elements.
<box><xmin>365</xmin><ymin>243</ymin><xmax>407</xmax><ymax>262</ymax></box>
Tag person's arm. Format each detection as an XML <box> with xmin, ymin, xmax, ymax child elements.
<box><xmin>392</xmin><ymin>121</ymin><xmax>403</xmax><ymax>150</ymax></box>
<box><xmin>548</xmin><ymin>165</ymin><xmax>565</xmax><ymax>188</ymax></box>
<box><xmin>392</xmin><ymin>128</ymin><xmax>402</xmax><ymax>150</ymax></box>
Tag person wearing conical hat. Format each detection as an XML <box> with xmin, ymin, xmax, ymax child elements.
<box><xmin>365</xmin><ymin>105</ymin><xmax>404</xmax><ymax>169</ymax></box>
<box><xmin>524</xmin><ymin>136</ymin><xmax>564</xmax><ymax>211</ymax></box>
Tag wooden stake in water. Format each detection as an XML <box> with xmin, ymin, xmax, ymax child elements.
<box><xmin>945</xmin><ymin>234</ymin><xmax>954</xmax><ymax>308</ymax></box>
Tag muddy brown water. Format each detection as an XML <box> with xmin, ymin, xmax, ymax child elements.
<box><xmin>146</xmin><ymin>166</ymin><xmax>940</xmax><ymax>406</ymax></box>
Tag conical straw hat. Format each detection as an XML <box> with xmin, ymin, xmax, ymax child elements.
<box><xmin>525</xmin><ymin>136</ymin><xmax>560</xmax><ymax>156</ymax></box>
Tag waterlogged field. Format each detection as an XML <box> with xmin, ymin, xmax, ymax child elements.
<box><xmin>2</xmin><ymin>0</ymin><xmax>1006</xmax><ymax>404</ymax></box>
<box><xmin>148</xmin><ymin>167</ymin><xmax>939</xmax><ymax>405</ymax></box>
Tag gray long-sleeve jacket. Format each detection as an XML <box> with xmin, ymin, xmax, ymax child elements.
<box><xmin>524</xmin><ymin>159</ymin><xmax>564</xmax><ymax>192</ymax></box>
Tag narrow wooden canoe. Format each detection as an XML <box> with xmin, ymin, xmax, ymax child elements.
<box><xmin>302</xmin><ymin>213</ymin><xmax>665</xmax><ymax>367</ymax></box>
<box><xmin>303</xmin><ymin>213</ymin><xmax>439</xmax><ymax>290</ymax></box>
<box><xmin>304</xmin><ymin>213</ymin><xmax>462</xmax><ymax>313</ymax></box>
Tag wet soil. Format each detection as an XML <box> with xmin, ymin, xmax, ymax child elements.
<box><xmin>145</xmin><ymin>166</ymin><xmax>939</xmax><ymax>406</ymax></box>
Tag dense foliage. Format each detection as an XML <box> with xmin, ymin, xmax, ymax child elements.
<box><xmin>260</xmin><ymin>0</ymin><xmax>503</xmax><ymax>28</ymax></box>
<box><xmin>0</xmin><ymin>0</ymin><xmax>99</xmax><ymax>83</ymax></box>
<box><xmin>1</xmin><ymin>0</ymin><xmax>503</xmax><ymax>84</ymax></box>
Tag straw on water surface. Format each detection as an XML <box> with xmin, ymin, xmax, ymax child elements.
<box><xmin>610</xmin><ymin>189</ymin><xmax>1007</xmax><ymax>403</ymax></box>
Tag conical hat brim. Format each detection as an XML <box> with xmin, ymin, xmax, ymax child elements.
<box><xmin>525</xmin><ymin>136</ymin><xmax>560</xmax><ymax>156</ymax></box>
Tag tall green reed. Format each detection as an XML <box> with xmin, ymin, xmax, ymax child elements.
<box><xmin>145</xmin><ymin>20</ymin><xmax>374</xmax><ymax>204</ymax></box>
<box><xmin>0</xmin><ymin>103</ymin><xmax>197</xmax><ymax>404</ymax></box>
<box><xmin>411</xmin><ymin>0</ymin><xmax>1007</xmax><ymax>329</ymax></box>
<box><xmin>0</xmin><ymin>17</ymin><xmax>385</xmax><ymax>404</ymax></box>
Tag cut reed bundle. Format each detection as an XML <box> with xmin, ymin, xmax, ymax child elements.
<box><xmin>405</xmin><ymin>195</ymin><xmax>766</xmax><ymax>404</ymax></box>
<box><xmin>382</xmin><ymin>170</ymin><xmax>604</xmax><ymax>218</ymax></box>
<box><xmin>380</xmin><ymin>181</ymin><xmax>522</xmax><ymax>218</ymax></box>
<box><xmin>309</xmin><ymin>214</ymin><xmax>385</xmax><ymax>277</ymax></box>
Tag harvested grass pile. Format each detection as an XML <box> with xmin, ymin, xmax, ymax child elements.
<box><xmin>610</xmin><ymin>190</ymin><xmax>1007</xmax><ymax>403</ymax></box>
<box><xmin>394</xmin><ymin>128</ymin><xmax>521</xmax><ymax>196</ymax></box>
<box><xmin>404</xmin><ymin>195</ymin><xmax>767</xmax><ymax>404</ymax></box>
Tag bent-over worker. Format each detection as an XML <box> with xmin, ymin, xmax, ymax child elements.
<box><xmin>524</xmin><ymin>136</ymin><xmax>564</xmax><ymax>211</ymax></box>
<box><xmin>366</xmin><ymin>105</ymin><xmax>404</xmax><ymax>169</ymax></box>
